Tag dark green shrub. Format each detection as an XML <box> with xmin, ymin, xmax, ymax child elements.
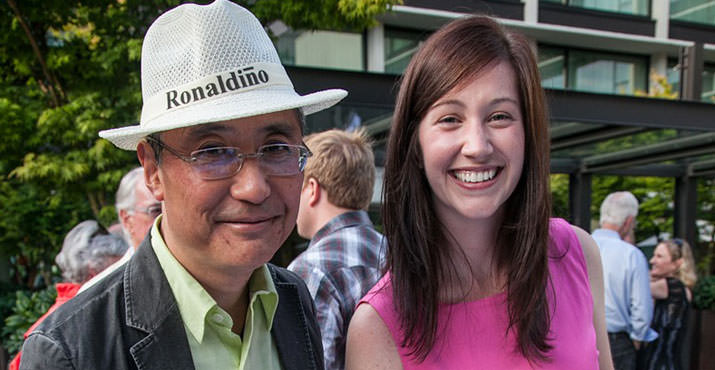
<box><xmin>1</xmin><ymin>286</ymin><xmax>56</xmax><ymax>357</ymax></box>
<box><xmin>694</xmin><ymin>275</ymin><xmax>715</xmax><ymax>311</ymax></box>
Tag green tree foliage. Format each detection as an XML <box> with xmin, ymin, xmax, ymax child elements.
<box><xmin>696</xmin><ymin>177</ymin><xmax>715</xmax><ymax>274</ymax></box>
<box><xmin>694</xmin><ymin>275</ymin><xmax>715</xmax><ymax>310</ymax></box>
<box><xmin>550</xmin><ymin>173</ymin><xmax>570</xmax><ymax>220</ymax></box>
<box><xmin>247</xmin><ymin>0</ymin><xmax>401</xmax><ymax>31</ymax></box>
<box><xmin>1</xmin><ymin>286</ymin><xmax>55</xmax><ymax>356</ymax></box>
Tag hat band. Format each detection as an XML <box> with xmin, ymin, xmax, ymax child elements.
<box><xmin>140</xmin><ymin>62</ymin><xmax>294</xmax><ymax>125</ymax></box>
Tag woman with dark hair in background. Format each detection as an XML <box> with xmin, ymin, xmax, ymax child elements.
<box><xmin>641</xmin><ymin>239</ymin><xmax>697</xmax><ymax>370</ymax></box>
<box><xmin>346</xmin><ymin>15</ymin><xmax>613</xmax><ymax>369</ymax></box>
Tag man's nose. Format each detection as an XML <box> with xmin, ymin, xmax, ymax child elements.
<box><xmin>230</xmin><ymin>158</ymin><xmax>271</xmax><ymax>204</ymax></box>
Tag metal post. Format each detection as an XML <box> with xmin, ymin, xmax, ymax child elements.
<box><xmin>674</xmin><ymin>175</ymin><xmax>697</xmax><ymax>245</ymax></box>
<box><xmin>569</xmin><ymin>171</ymin><xmax>592</xmax><ymax>231</ymax></box>
<box><xmin>679</xmin><ymin>43</ymin><xmax>704</xmax><ymax>101</ymax></box>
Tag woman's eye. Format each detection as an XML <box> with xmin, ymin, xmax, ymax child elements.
<box><xmin>489</xmin><ymin>113</ymin><xmax>512</xmax><ymax>121</ymax></box>
<box><xmin>437</xmin><ymin>116</ymin><xmax>460</xmax><ymax>124</ymax></box>
<box><xmin>488</xmin><ymin>112</ymin><xmax>516</xmax><ymax>127</ymax></box>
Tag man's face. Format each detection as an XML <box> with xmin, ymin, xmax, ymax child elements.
<box><xmin>139</xmin><ymin>110</ymin><xmax>303</xmax><ymax>275</ymax></box>
<box><xmin>125</xmin><ymin>182</ymin><xmax>161</xmax><ymax>248</ymax></box>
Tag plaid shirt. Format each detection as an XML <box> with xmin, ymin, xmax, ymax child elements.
<box><xmin>288</xmin><ymin>210</ymin><xmax>385</xmax><ymax>370</ymax></box>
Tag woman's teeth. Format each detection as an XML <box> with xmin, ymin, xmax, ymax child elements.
<box><xmin>454</xmin><ymin>169</ymin><xmax>497</xmax><ymax>183</ymax></box>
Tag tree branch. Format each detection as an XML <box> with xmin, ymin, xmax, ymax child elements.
<box><xmin>7</xmin><ymin>0</ymin><xmax>66</xmax><ymax>107</ymax></box>
<box><xmin>87</xmin><ymin>192</ymin><xmax>100</xmax><ymax>220</ymax></box>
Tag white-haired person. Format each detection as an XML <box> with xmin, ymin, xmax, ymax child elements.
<box><xmin>78</xmin><ymin>167</ymin><xmax>160</xmax><ymax>293</ymax></box>
<box><xmin>115</xmin><ymin>167</ymin><xmax>162</xmax><ymax>248</ymax></box>
<box><xmin>9</xmin><ymin>220</ymin><xmax>127</xmax><ymax>370</ymax></box>
<box><xmin>591</xmin><ymin>191</ymin><xmax>657</xmax><ymax>370</ymax></box>
<box><xmin>19</xmin><ymin>1</ymin><xmax>346</xmax><ymax>369</ymax></box>
<box><xmin>640</xmin><ymin>238</ymin><xmax>697</xmax><ymax>370</ymax></box>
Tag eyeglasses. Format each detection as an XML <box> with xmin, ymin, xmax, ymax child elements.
<box><xmin>133</xmin><ymin>203</ymin><xmax>162</xmax><ymax>218</ymax></box>
<box><xmin>146</xmin><ymin>137</ymin><xmax>312</xmax><ymax>180</ymax></box>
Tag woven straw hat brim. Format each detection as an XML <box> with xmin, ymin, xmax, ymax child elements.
<box><xmin>99</xmin><ymin>86</ymin><xmax>347</xmax><ymax>150</ymax></box>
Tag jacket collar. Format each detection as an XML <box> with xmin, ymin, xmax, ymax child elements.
<box><xmin>268</xmin><ymin>265</ymin><xmax>321</xmax><ymax>370</ymax></box>
<box><xmin>124</xmin><ymin>233</ymin><xmax>196</xmax><ymax>369</ymax></box>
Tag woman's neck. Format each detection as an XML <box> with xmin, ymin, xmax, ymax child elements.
<box><xmin>439</xmin><ymin>213</ymin><xmax>507</xmax><ymax>303</ymax></box>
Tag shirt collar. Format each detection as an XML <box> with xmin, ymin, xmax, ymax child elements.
<box><xmin>592</xmin><ymin>228</ymin><xmax>622</xmax><ymax>240</ymax></box>
<box><xmin>150</xmin><ymin>216</ymin><xmax>279</xmax><ymax>342</ymax></box>
<box><xmin>311</xmin><ymin>210</ymin><xmax>372</xmax><ymax>243</ymax></box>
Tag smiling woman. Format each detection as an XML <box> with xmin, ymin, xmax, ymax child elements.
<box><xmin>641</xmin><ymin>239</ymin><xmax>697</xmax><ymax>370</ymax></box>
<box><xmin>418</xmin><ymin>61</ymin><xmax>525</xmax><ymax>230</ymax></box>
<box><xmin>346</xmin><ymin>15</ymin><xmax>614</xmax><ymax>370</ymax></box>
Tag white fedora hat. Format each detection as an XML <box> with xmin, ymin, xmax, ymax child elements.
<box><xmin>99</xmin><ymin>0</ymin><xmax>347</xmax><ymax>150</ymax></box>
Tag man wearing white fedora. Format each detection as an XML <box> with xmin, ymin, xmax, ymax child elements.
<box><xmin>19</xmin><ymin>1</ymin><xmax>346</xmax><ymax>370</ymax></box>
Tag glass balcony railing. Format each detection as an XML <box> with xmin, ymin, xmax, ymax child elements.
<box><xmin>274</xmin><ymin>29</ymin><xmax>365</xmax><ymax>72</ymax></box>
<box><xmin>538</xmin><ymin>46</ymin><xmax>649</xmax><ymax>96</ymax></box>
<box><xmin>667</xmin><ymin>61</ymin><xmax>715</xmax><ymax>104</ymax></box>
<box><xmin>384</xmin><ymin>28</ymin><xmax>425</xmax><ymax>75</ymax></box>
<box><xmin>541</xmin><ymin>0</ymin><xmax>650</xmax><ymax>16</ymax></box>
<box><xmin>670</xmin><ymin>0</ymin><xmax>715</xmax><ymax>26</ymax></box>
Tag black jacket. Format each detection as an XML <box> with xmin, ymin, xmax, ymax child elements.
<box><xmin>19</xmin><ymin>234</ymin><xmax>324</xmax><ymax>370</ymax></box>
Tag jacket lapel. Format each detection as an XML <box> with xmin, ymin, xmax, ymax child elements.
<box><xmin>123</xmin><ymin>235</ymin><xmax>196</xmax><ymax>370</ymax></box>
<box><xmin>271</xmin><ymin>275</ymin><xmax>320</xmax><ymax>370</ymax></box>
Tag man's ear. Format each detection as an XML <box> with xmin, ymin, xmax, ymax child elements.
<box><xmin>619</xmin><ymin>216</ymin><xmax>635</xmax><ymax>239</ymax></box>
<box><xmin>119</xmin><ymin>209</ymin><xmax>132</xmax><ymax>232</ymax></box>
<box><xmin>137</xmin><ymin>142</ymin><xmax>164</xmax><ymax>201</ymax></box>
<box><xmin>306</xmin><ymin>177</ymin><xmax>321</xmax><ymax>207</ymax></box>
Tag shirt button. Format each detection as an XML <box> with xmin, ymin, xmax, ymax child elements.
<box><xmin>213</xmin><ymin>314</ymin><xmax>224</xmax><ymax>323</ymax></box>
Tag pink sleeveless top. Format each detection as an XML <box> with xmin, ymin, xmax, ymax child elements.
<box><xmin>360</xmin><ymin>218</ymin><xmax>599</xmax><ymax>369</ymax></box>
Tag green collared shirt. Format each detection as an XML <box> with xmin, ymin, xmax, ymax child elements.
<box><xmin>150</xmin><ymin>217</ymin><xmax>282</xmax><ymax>370</ymax></box>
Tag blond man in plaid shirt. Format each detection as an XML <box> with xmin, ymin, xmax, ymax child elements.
<box><xmin>289</xmin><ymin>128</ymin><xmax>385</xmax><ymax>370</ymax></box>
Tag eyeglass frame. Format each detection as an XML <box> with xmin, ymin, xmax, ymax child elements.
<box><xmin>145</xmin><ymin>136</ymin><xmax>312</xmax><ymax>180</ymax></box>
<box><xmin>131</xmin><ymin>203</ymin><xmax>163</xmax><ymax>218</ymax></box>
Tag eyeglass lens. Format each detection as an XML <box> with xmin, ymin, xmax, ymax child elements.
<box><xmin>191</xmin><ymin>145</ymin><xmax>307</xmax><ymax>180</ymax></box>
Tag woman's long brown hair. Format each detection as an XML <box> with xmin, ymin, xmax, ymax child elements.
<box><xmin>382</xmin><ymin>15</ymin><xmax>553</xmax><ymax>363</ymax></box>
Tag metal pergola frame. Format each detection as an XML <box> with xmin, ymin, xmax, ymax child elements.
<box><xmin>287</xmin><ymin>66</ymin><xmax>715</xmax><ymax>242</ymax></box>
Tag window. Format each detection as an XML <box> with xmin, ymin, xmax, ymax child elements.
<box><xmin>541</xmin><ymin>0</ymin><xmax>650</xmax><ymax>16</ymax></box>
<box><xmin>384</xmin><ymin>27</ymin><xmax>426</xmax><ymax>74</ymax></box>
<box><xmin>538</xmin><ymin>46</ymin><xmax>649</xmax><ymax>95</ymax></box>
<box><xmin>666</xmin><ymin>58</ymin><xmax>681</xmax><ymax>94</ymax></box>
<box><xmin>539</xmin><ymin>46</ymin><xmax>567</xmax><ymax>89</ymax></box>
<box><xmin>275</xmin><ymin>30</ymin><xmax>364</xmax><ymax>72</ymax></box>
<box><xmin>670</xmin><ymin>0</ymin><xmax>715</xmax><ymax>26</ymax></box>
<box><xmin>569</xmin><ymin>51</ymin><xmax>648</xmax><ymax>94</ymax></box>
<box><xmin>703</xmin><ymin>64</ymin><xmax>715</xmax><ymax>103</ymax></box>
<box><xmin>666</xmin><ymin>60</ymin><xmax>715</xmax><ymax>103</ymax></box>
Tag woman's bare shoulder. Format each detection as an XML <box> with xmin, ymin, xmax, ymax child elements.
<box><xmin>346</xmin><ymin>303</ymin><xmax>403</xmax><ymax>370</ymax></box>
